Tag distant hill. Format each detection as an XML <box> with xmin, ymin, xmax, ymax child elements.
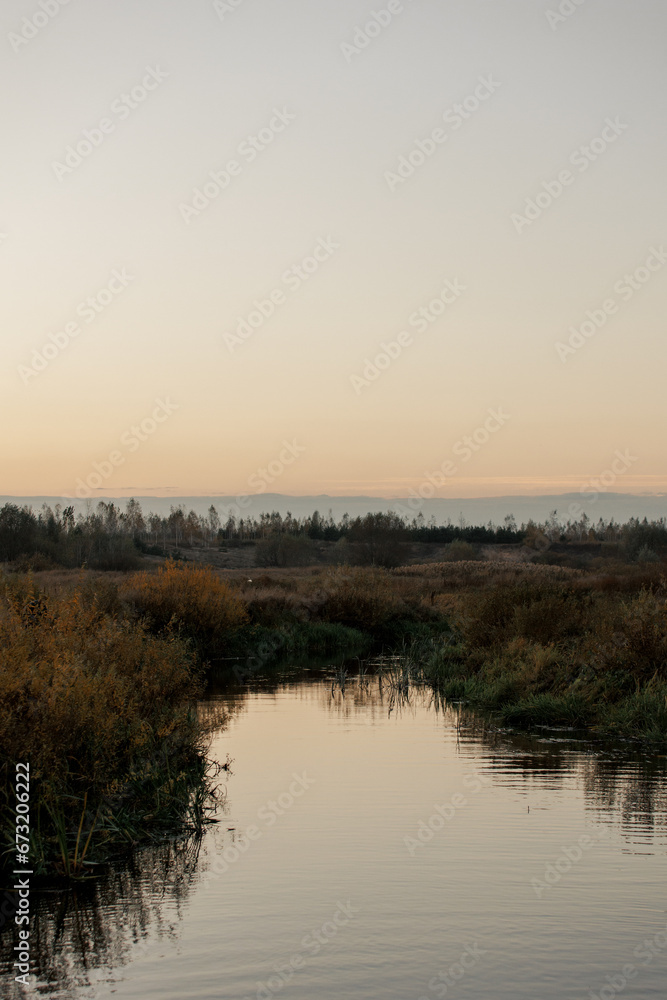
<box><xmin>2</xmin><ymin>493</ymin><xmax>665</xmax><ymax>526</ymax></box>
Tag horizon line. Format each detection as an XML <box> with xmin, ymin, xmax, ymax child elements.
<box><xmin>2</xmin><ymin>491</ymin><xmax>667</xmax><ymax>502</ymax></box>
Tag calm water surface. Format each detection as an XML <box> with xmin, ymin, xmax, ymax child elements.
<box><xmin>3</xmin><ymin>675</ymin><xmax>667</xmax><ymax>999</ymax></box>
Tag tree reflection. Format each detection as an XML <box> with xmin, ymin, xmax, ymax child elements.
<box><xmin>0</xmin><ymin>835</ymin><xmax>203</xmax><ymax>998</ymax></box>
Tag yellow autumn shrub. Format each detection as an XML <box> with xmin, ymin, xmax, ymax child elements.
<box><xmin>125</xmin><ymin>560</ymin><xmax>248</xmax><ymax>634</ymax></box>
<box><xmin>0</xmin><ymin>577</ymin><xmax>203</xmax><ymax>792</ymax></box>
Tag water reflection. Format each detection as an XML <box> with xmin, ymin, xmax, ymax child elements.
<box><xmin>323</xmin><ymin>675</ymin><xmax>667</xmax><ymax>850</ymax></box>
<box><xmin>0</xmin><ymin>837</ymin><xmax>202</xmax><ymax>999</ymax></box>
<box><xmin>2</xmin><ymin>674</ymin><xmax>665</xmax><ymax>998</ymax></box>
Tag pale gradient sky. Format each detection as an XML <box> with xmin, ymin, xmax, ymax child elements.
<box><xmin>1</xmin><ymin>0</ymin><xmax>665</xmax><ymax>500</ymax></box>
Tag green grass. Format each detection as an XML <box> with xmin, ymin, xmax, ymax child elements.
<box><xmin>412</xmin><ymin>582</ymin><xmax>667</xmax><ymax>744</ymax></box>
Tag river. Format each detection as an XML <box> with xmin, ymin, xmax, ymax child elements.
<box><xmin>2</xmin><ymin>673</ymin><xmax>666</xmax><ymax>1000</ymax></box>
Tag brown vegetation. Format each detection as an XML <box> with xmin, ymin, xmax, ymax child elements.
<box><xmin>125</xmin><ymin>559</ymin><xmax>248</xmax><ymax>636</ymax></box>
<box><xmin>0</xmin><ymin>572</ymin><xmax>217</xmax><ymax>876</ymax></box>
<box><xmin>1</xmin><ymin>550</ymin><xmax>665</xmax><ymax>880</ymax></box>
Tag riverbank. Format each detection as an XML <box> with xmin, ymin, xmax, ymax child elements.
<box><xmin>1</xmin><ymin>555</ymin><xmax>666</xmax><ymax>878</ymax></box>
<box><xmin>0</xmin><ymin>561</ymin><xmax>446</xmax><ymax>877</ymax></box>
<box><xmin>0</xmin><ymin>571</ymin><xmax>222</xmax><ymax>879</ymax></box>
<box><xmin>410</xmin><ymin>573</ymin><xmax>667</xmax><ymax>743</ymax></box>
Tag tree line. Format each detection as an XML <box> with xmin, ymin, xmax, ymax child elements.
<box><xmin>0</xmin><ymin>499</ymin><xmax>664</xmax><ymax>570</ymax></box>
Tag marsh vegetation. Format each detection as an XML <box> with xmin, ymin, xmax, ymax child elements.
<box><xmin>1</xmin><ymin>504</ymin><xmax>666</xmax><ymax>878</ymax></box>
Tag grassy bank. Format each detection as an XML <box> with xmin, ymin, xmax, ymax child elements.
<box><xmin>123</xmin><ymin>561</ymin><xmax>449</xmax><ymax>659</ymax></box>
<box><xmin>411</xmin><ymin>578</ymin><xmax>667</xmax><ymax>743</ymax></box>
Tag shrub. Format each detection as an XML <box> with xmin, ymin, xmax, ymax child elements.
<box><xmin>125</xmin><ymin>560</ymin><xmax>248</xmax><ymax>649</ymax></box>
<box><xmin>636</xmin><ymin>546</ymin><xmax>660</xmax><ymax>564</ymax></box>
<box><xmin>244</xmin><ymin>587</ymin><xmax>307</xmax><ymax>627</ymax></box>
<box><xmin>457</xmin><ymin>584</ymin><xmax>588</xmax><ymax>648</ymax></box>
<box><xmin>0</xmin><ymin>580</ymin><xmax>203</xmax><ymax>785</ymax></box>
<box><xmin>317</xmin><ymin>567</ymin><xmax>404</xmax><ymax>629</ymax></box>
<box><xmin>588</xmin><ymin>588</ymin><xmax>667</xmax><ymax>682</ymax></box>
<box><xmin>0</xmin><ymin>577</ymin><xmax>212</xmax><ymax>874</ymax></box>
<box><xmin>441</xmin><ymin>540</ymin><xmax>479</xmax><ymax>562</ymax></box>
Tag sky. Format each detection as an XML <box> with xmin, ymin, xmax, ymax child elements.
<box><xmin>1</xmin><ymin>0</ymin><xmax>666</xmax><ymax>501</ymax></box>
